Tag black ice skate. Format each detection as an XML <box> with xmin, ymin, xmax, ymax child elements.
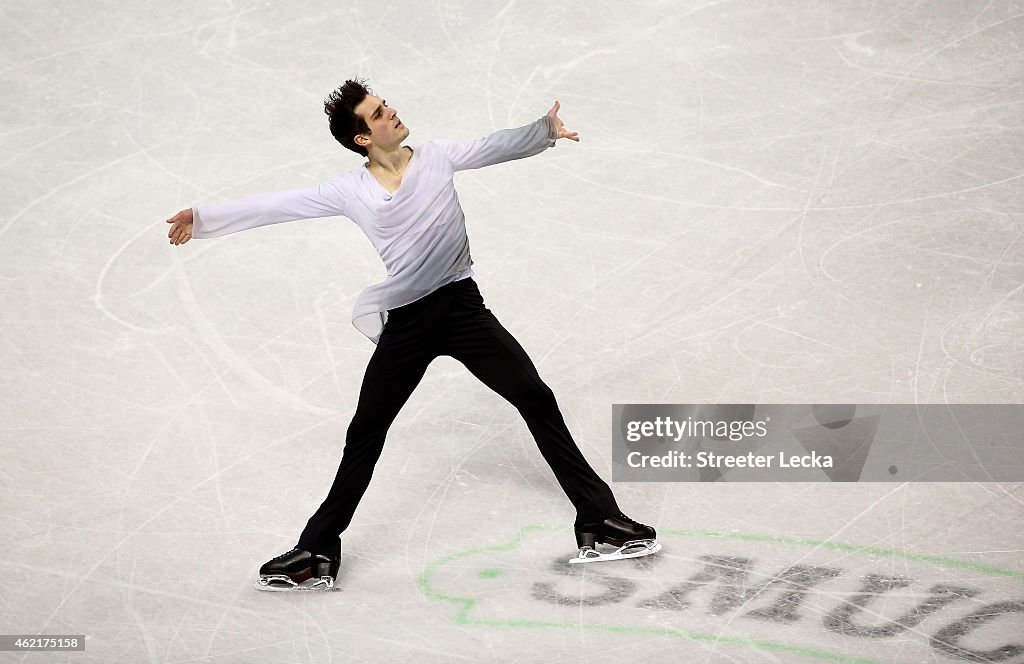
<box><xmin>569</xmin><ymin>513</ymin><xmax>661</xmax><ymax>564</ymax></box>
<box><xmin>254</xmin><ymin>545</ymin><xmax>342</xmax><ymax>592</ymax></box>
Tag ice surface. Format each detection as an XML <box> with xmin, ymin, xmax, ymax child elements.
<box><xmin>1</xmin><ymin>1</ymin><xmax>1021</xmax><ymax>662</ymax></box>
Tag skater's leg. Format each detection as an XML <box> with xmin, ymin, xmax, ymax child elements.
<box><xmin>296</xmin><ymin>307</ymin><xmax>435</xmax><ymax>555</ymax></box>
<box><xmin>439</xmin><ymin>280</ymin><xmax>619</xmax><ymax>524</ymax></box>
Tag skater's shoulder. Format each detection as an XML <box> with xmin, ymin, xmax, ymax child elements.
<box><xmin>325</xmin><ymin>168</ymin><xmax>365</xmax><ymax>190</ymax></box>
<box><xmin>408</xmin><ymin>140</ymin><xmax>444</xmax><ymax>158</ymax></box>
<box><xmin>415</xmin><ymin>139</ymin><xmax>467</xmax><ymax>170</ymax></box>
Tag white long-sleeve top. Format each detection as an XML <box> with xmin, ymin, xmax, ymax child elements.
<box><xmin>192</xmin><ymin>114</ymin><xmax>558</xmax><ymax>343</ymax></box>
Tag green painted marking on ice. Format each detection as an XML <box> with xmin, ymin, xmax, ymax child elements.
<box><xmin>417</xmin><ymin>524</ymin><xmax>1024</xmax><ymax>664</ymax></box>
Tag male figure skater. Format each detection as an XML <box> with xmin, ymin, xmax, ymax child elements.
<box><xmin>166</xmin><ymin>79</ymin><xmax>658</xmax><ymax>590</ymax></box>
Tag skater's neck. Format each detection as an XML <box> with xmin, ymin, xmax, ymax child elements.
<box><xmin>366</xmin><ymin>145</ymin><xmax>413</xmax><ymax>178</ymax></box>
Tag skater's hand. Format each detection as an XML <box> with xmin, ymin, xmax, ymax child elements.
<box><xmin>547</xmin><ymin>101</ymin><xmax>579</xmax><ymax>142</ymax></box>
<box><xmin>166</xmin><ymin>208</ymin><xmax>194</xmax><ymax>245</ymax></box>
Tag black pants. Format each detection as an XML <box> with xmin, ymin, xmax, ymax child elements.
<box><xmin>296</xmin><ymin>278</ymin><xmax>619</xmax><ymax>556</ymax></box>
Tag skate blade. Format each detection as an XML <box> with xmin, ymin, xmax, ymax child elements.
<box><xmin>253</xmin><ymin>575</ymin><xmax>341</xmax><ymax>592</ymax></box>
<box><xmin>568</xmin><ymin>539</ymin><xmax>662</xmax><ymax>564</ymax></box>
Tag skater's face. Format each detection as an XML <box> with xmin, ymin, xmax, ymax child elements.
<box><xmin>354</xmin><ymin>94</ymin><xmax>409</xmax><ymax>150</ymax></box>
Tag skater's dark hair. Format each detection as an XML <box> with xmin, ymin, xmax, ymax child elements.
<box><xmin>325</xmin><ymin>78</ymin><xmax>373</xmax><ymax>157</ymax></box>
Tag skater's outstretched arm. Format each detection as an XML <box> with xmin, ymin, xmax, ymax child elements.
<box><xmin>436</xmin><ymin>101</ymin><xmax>579</xmax><ymax>173</ymax></box>
<box><xmin>166</xmin><ymin>177</ymin><xmax>351</xmax><ymax>245</ymax></box>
